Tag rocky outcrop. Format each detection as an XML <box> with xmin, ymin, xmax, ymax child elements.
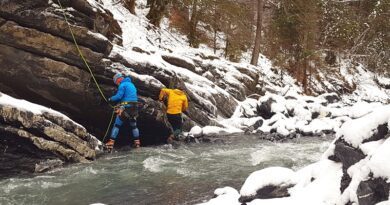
<box><xmin>0</xmin><ymin>93</ymin><xmax>100</xmax><ymax>178</ymax></box>
<box><xmin>0</xmin><ymin>0</ymin><xmax>176</xmax><ymax>147</ymax></box>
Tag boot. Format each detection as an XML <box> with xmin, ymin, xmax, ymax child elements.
<box><xmin>105</xmin><ymin>139</ymin><xmax>115</xmax><ymax>149</ymax></box>
<box><xmin>133</xmin><ymin>139</ymin><xmax>141</xmax><ymax>148</ymax></box>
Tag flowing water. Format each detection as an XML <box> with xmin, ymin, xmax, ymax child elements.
<box><xmin>0</xmin><ymin>135</ymin><xmax>332</xmax><ymax>205</ymax></box>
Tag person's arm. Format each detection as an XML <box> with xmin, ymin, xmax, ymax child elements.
<box><xmin>110</xmin><ymin>84</ymin><xmax>125</xmax><ymax>102</ymax></box>
<box><xmin>182</xmin><ymin>96</ymin><xmax>189</xmax><ymax>112</ymax></box>
<box><xmin>159</xmin><ymin>88</ymin><xmax>170</xmax><ymax>101</ymax></box>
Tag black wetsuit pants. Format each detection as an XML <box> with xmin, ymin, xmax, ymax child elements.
<box><xmin>167</xmin><ymin>113</ymin><xmax>183</xmax><ymax>137</ymax></box>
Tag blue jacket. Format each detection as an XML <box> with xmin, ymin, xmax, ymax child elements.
<box><xmin>110</xmin><ymin>77</ymin><xmax>138</xmax><ymax>103</ymax></box>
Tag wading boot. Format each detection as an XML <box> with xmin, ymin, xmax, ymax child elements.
<box><xmin>105</xmin><ymin>139</ymin><xmax>115</xmax><ymax>150</ymax></box>
<box><xmin>133</xmin><ymin>139</ymin><xmax>141</xmax><ymax>148</ymax></box>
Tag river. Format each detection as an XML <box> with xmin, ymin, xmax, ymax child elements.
<box><xmin>0</xmin><ymin>135</ymin><xmax>332</xmax><ymax>205</ymax></box>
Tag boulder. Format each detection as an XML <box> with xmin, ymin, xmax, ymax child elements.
<box><xmin>257</xmin><ymin>98</ymin><xmax>276</xmax><ymax>119</ymax></box>
<box><xmin>162</xmin><ymin>54</ymin><xmax>196</xmax><ymax>72</ymax></box>
<box><xmin>357</xmin><ymin>177</ymin><xmax>390</xmax><ymax>205</ymax></box>
<box><xmin>362</xmin><ymin>123</ymin><xmax>389</xmax><ymax>143</ymax></box>
<box><xmin>238</xmin><ymin>184</ymin><xmax>292</xmax><ymax>203</ymax></box>
<box><xmin>330</xmin><ymin>138</ymin><xmax>366</xmax><ymax>171</ymax></box>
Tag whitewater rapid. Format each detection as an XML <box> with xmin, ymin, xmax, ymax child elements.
<box><xmin>0</xmin><ymin>135</ymin><xmax>332</xmax><ymax>205</ymax></box>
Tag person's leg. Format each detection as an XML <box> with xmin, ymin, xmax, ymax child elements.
<box><xmin>106</xmin><ymin>116</ymin><xmax>123</xmax><ymax>148</ymax></box>
<box><xmin>172</xmin><ymin>114</ymin><xmax>183</xmax><ymax>138</ymax></box>
<box><xmin>129</xmin><ymin>118</ymin><xmax>140</xmax><ymax>148</ymax></box>
<box><xmin>166</xmin><ymin>114</ymin><xmax>176</xmax><ymax>144</ymax></box>
<box><xmin>167</xmin><ymin>114</ymin><xmax>182</xmax><ymax>143</ymax></box>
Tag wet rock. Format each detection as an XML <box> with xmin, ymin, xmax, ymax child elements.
<box><xmin>340</xmin><ymin>172</ymin><xmax>352</xmax><ymax>193</ymax></box>
<box><xmin>330</xmin><ymin>138</ymin><xmax>366</xmax><ymax>171</ymax></box>
<box><xmin>362</xmin><ymin>123</ymin><xmax>389</xmax><ymax>143</ymax></box>
<box><xmin>244</xmin><ymin>119</ymin><xmax>264</xmax><ymax>134</ymax></box>
<box><xmin>132</xmin><ymin>46</ymin><xmax>150</xmax><ymax>55</ymax></box>
<box><xmin>259</xmin><ymin>132</ymin><xmax>293</xmax><ymax>142</ymax></box>
<box><xmin>162</xmin><ymin>54</ymin><xmax>196</xmax><ymax>71</ymax></box>
<box><xmin>239</xmin><ymin>184</ymin><xmax>293</xmax><ymax>203</ymax></box>
<box><xmin>257</xmin><ymin>98</ymin><xmax>276</xmax><ymax>119</ymax></box>
<box><xmin>35</xmin><ymin>159</ymin><xmax>64</xmax><ymax>173</ymax></box>
<box><xmin>312</xmin><ymin>112</ymin><xmax>320</xmax><ymax>119</ymax></box>
<box><xmin>196</xmin><ymin>52</ymin><xmax>219</xmax><ymax>60</ymax></box>
<box><xmin>321</xmin><ymin>93</ymin><xmax>340</xmax><ymax>104</ymax></box>
<box><xmin>285</xmin><ymin>96</ymin><xmax>297</xmax><ymax>100</ymax></box>
<box><xmin>357</xmin><ymin>177</ymin><xmax>390</xmax><ymax>205</ymax></box>
<box><xmin>306</xmin><ymin>100</ymin><xmax>314</xmax><ymax>103</ymax></box>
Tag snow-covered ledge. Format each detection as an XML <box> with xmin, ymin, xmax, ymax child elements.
<box><xmin>0</xmin><ymin>92</ymin><xmax>101</xmax><ymax>177</ymax></box>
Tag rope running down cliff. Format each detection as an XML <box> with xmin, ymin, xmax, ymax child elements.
<box><xmin>56</xmin><ymin>0</ymin><xmax>115</xmax><ymax>142</ymax></box>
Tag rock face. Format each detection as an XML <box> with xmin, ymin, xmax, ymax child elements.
<box><xmin>0</xmin><ymin>93</ymin><xmax>100</xmax><ymax>178</ymax></box>
<box><xmin>0</xmin><ymin>0</ymin><xmax>175</xmax><ymax>147</ymax></box>
<box><xmin>0</xmin><ymin>0</ymin><xmax>251</xmax><ymax>148</ymax></box>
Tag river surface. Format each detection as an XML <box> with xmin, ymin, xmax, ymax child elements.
<box><xmin>0</xmin><ymin>135</ymin><xmax>332</xmax><ymax>205</ymax></box>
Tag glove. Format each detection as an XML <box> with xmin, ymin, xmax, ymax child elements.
<box><xmin>107</xmin><ymin>98</ymin><xmax>115</xmax><ymax>107</ymax></box>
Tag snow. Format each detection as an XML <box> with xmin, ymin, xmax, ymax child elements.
<box><xmin>218</xmin><ymin>90</ymin><xmax>385</xmax><ymax>138</ymax></box>
<box><xmin>368</xmin><ymin>138</ymin><xmax>390</xmax><ymax>179</ymax></box>
<box><xmin>0</xmin><ymin>92</ymin><xmax>71</xmax><ymax>120</ymax></box>
<box><xmin>189</xmin><ymin>126</ymin><xmax>203</xmax><ymax>137</ymax></box>
<box><xmin>338</xmin><ymin>105</ymin><xmax>390</xmax><ymax>148</ymax></box>
<box><xmin>377</xmin><ymin>201</ymin><xmax>390</xmax><ymax>205</ymax></box>
<box><xmin>197</xmin><ymin>187</ymin><xmax>240</xmax><ymax>205</ymax></box>
<box><xmin>240</xmin><ymin>167</ymin><xmax>295</xmax><ymax>197</ymax></box>
<box><xmin>360</xmin><ymin>140</ymin><xmax>385</xmax><ymax>155</ymax></box>
<box><xmin>201</xmin><ymin>126</ymin><xmax>242</xmax><ymax>136</ymax></box>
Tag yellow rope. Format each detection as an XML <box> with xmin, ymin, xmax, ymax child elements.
<box><xmin>56</xmin><ymin>0</ymin><xmax>111</xmax><ymax>106</ymax></box>
<box><xmin>56</xmin><ymin>0</ymin><xmax>115</xmax><ymax>141</ymax></box>
<box><xmin>102</xmin><ymin>110</ymin><xmax>116</xmax><ymax>142</ymax></box>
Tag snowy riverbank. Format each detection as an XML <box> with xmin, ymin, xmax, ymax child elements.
<box><xmin>200</xmin><ymin>104</ymin><xmax>390</xmax><ymax>205</ymax></box>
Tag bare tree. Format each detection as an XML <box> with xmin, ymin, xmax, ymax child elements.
<box><xmin>146</xmin><ymin>0</ymin><xmax>170</xmax><ymax>27</ymax></box>
<box><xmin>250</xmin><ymin>0</ymin><xmax>264</xmax><ymax>66</ymax></box>
<box><xmin>188</xmin><ymin>0</ymin><xmax>199</xmax><ymax>47</ymax></box>
<box><xmin>123</xmin><ymin>0</ymin><xmax>136</xmax><ymax>15</ymax></box>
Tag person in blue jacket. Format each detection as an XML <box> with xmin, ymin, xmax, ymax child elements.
<box><xmin>105</xmin><ymin>73</ymin><xmax>140</xmax><ymax>149</ymax></box>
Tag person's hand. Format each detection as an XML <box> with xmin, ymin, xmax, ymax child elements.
<box><xmin>107</xmin><ymin>98</ymin><xmax>115</xmax><ymax>107</ymax></box>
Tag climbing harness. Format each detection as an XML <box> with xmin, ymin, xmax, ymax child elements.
<box><xmin>56</xmin><ymin>0</ymin><xmax>115</xmax><ymax>143</ymax></box>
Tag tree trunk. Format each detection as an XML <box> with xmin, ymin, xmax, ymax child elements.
<box><xmin>213</xmin><ymin>29</ymin><xmax>217</xmax><ymax>54</ymax></box>
<box><xmin>250</xmin><ymin>0</ymin><xmax>264</xmax><ymax>66</ymax></box>
<box><xmin>212</xmin><ymin>2</ymin><xmax>217</xmax><ymax>54</ymax></box>
<box><xmin>225</xmin><ymin>36</ymin><xmax>229</xmax><ymax>59</ymax></box>
<box><xmin>188</xmin><ymin>0</ymin><xmax>199</xmax><ymax>47</ymax></box>
<box><xmin>146</xmin><ymin>0</ymin><xmax>169</xmax><ymax>27</ymax></box>
<box><xmin>123</xmin><ymin>0</ymin><xmax>136</xmax><ymax>15</ymax></box>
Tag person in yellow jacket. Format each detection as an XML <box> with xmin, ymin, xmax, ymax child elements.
<box><xmin>159</xmin><ymin>86</ymin><xmax>188</xmax><ymax>144</ymax></box>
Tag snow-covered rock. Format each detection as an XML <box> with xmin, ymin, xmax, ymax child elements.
<box><xmin>239</xmin><ymin>167</ymin><xmax>295</xmax><ymax>203</ymax></box>
<box><xmin>0</xmin><ymin>93</ymin><xmax>101</xmax><ymax>177</ymax></box>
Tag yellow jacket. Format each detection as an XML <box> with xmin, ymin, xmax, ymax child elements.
<box><xmin>159</xmin><ymin>88</ymin><xmax>188</xmax><ymax>114</ymax></box>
